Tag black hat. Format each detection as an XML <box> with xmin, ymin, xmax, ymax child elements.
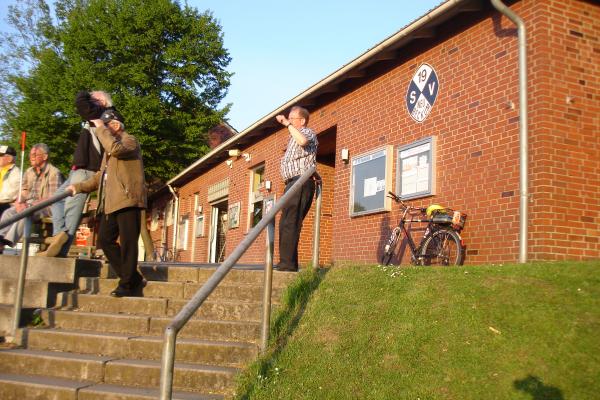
<box><xmin>0</xmin><ymin>145</ymin><xmax>17</xmax><ymax>156</ymax></box>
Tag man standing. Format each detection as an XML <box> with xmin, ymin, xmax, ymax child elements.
<box><xmin>0</xmin><ymin>144</ymin><xmax>63</xmax><ymax>252</ymax></box>
<box><xmin>0</xmin><ymin>145</ymin><xmax>20</xmax><ymax>217</ymax></box>
<box><xmin>68</xmin><ymin>111</ymin><xmax>146</xmax><ymax>297</ymax></box>
<box><xmin>40</xmin><ymin>90</ymin><xmax>122</xmax><ymax>257</ymax></box>
<box><xmin>275</xmin><ymin>106</ymin><xmax>318</xmax><ymax>272</ymax></box>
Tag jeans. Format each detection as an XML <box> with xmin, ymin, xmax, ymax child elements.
<box><xmin>51</xmin><ymin>169</ymin><xmax>95</xmax><ymax>256</ymax></box>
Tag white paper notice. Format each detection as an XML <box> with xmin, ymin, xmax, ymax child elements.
<box><xmin>364</xmin><ymin>177</ymin><xmax>377</xmax><ymax>197</ymax></box>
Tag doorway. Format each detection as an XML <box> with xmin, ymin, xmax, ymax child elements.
<box><xmin>209</xmin><ymin>200</ymin><xmax>228</xmax><ymax>263</ymax></box>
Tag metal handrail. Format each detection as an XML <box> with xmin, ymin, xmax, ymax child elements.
<box><xmin>159</xmin><ymin>167</ymin><xmax>321</xmax><ymax>399</ymax></box>
<box><xmin>0</xmin><ymin>191</ymin><xmax>71</xmax><ymax>342</ymax></box>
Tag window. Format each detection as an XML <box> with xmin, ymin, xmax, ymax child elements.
<box><xmin>350</xmin><ymin>146</ymin><xmax>393</xmax><ymax>216</ymax></box>
<box><xmin>248</xmin><ymin>164</ymin><xmax>265</xmax><ymax>227</ymax></box>
<box><xmin>177</xmin><ymin>215</ymin><xmax>189</xmax><ymax>250</ymax></box>
<box><xmin>396</xmin><ymin>136</ymin><xmax>436</xmax><ymax>199</ymax></box>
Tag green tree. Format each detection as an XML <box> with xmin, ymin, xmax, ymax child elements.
<box><xmin>0</xmin><ymin>0</ymin><xmax>232</xmax><ymax>184</ymax></box>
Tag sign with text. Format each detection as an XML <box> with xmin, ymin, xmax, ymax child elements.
<box><xmin>406</xmin><ymin>63</ymin><xmax>439</xmax><ymax>123</ymax></box>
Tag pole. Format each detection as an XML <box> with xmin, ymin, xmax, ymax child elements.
<box><xmin>17</xmin><ymin>131</ymin><xmax>26</xmax><ymax>203</ymax></box>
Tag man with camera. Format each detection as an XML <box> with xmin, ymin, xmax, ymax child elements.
<box><xmin>67</xmin><ymin>109</ymin><xmax>147</xmax><ymax>297</ymax></box>
<box><xmin>39</xmin><ymin>90</ymin><xmax>123</xmax><ymax>257</ymax></box>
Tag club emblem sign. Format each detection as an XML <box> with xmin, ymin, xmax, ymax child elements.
<box><xmin>406</xmin><ymin>63</ymin><xmax>439</xmax><ymax>123</ymax></box>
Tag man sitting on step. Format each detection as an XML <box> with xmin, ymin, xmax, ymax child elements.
<box><xmin>0</xmin><ymin>143</ymin><xmax>63</xmax><ymax>253</ymax></box>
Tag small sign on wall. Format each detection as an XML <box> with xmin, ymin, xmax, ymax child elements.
<box><xmin>406</xmin><ymin>63</ymin><xmax>439</xmax><ymax>123</ymax></box>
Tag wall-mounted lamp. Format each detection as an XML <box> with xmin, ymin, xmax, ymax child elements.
<box><xmin>341</xmin><ymin>148</ymin><xmax>350</xmax><ymax>163</ymax></box>
<box><xmin>225</xmin><ymin>159</ymin><xmax>233</xmax><ymax>168</ymax></box>
<box><xmin>228</xmin><ymin>149</ymin><xmax>241</xmax><ymax>157</ymax></box>
<box><xmin>242</xmin><ymin>153</ymin><xmax>251</xmax><ymax>162</ymax></box>
<box><xmin>264</xmin><ymin>180</ymin><xmax>272</xmax><ymax>191</ymax></box>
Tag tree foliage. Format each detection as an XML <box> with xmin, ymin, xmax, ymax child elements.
<box><xmin>0</xmin><ymin>0</ymin><xmax>232</xmax><ymax>184</ymax></box>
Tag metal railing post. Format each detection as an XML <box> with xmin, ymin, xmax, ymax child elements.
<box><xmin>159</xmin><ymin>326</ymin><xmax>177</xmax><ymax>400</ymax></box>
<box><xmin>260</xmin><ymin>221</ymin><xmax>275</xmax><ymax>352</ymax></box>
<box><xmin>10</xmin><ymin>216</ymin><xmax>32</xmax><ymax>341</ymax></box>
<box><xmin>311</xmin><ymin>180</ymin><xmax>322</xmax><ymax>269</ymax></box>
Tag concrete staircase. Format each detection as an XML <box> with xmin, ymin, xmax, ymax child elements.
<box><xmin>0</xmin><ymin>259</ymin><xmax>296</xmax><ymax>399</ymax></box>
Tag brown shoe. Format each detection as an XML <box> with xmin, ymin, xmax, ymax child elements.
<box><xmin>42</xmin><ymin>231</ymin><xmax>69</xmax><ymax>257</ymax></box>
<box><xmin>44</xmin><ymin>235</ymin><xmax>58</xmax><ymax>245</ymax></box>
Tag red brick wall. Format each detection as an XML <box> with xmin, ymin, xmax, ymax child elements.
<box><xmin>528</xmin><ymin>0</ymin><xmax>600</xmax><ymax>260</ymax></box>
<box><xmin>149</xmin><ymin>0</ymin><xmax>599</xmax><ymax>266</ymax></box>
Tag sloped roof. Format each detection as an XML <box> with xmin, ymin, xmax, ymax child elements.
<box><xmin>168</xmin><ymin>0</ymin><xmax>483</xmax><ymax>187</ymax></box>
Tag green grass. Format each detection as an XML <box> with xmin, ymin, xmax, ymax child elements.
<box><xmin>235</xmin><ymin>261</ymin><xmax>600</xmax><ymax>400</ymax></box>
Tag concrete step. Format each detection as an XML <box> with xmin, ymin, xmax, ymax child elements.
<box><xmin>131</xmin><ymin>263</ymin><xmax>297</xmax><ymax>286</ymax></box>
<box><xmin>0</xmin><ymin>372</ymin><xmax>89</xmax><ymax>400</ymax></box>
<box><xmin>40</xmin><ymin>309</ymin><xmax>261</xmax><ymax>342</ymax></box>
<box><xmin>67</xmin><ymin>293</ymin><xmax>265</xmax><ymax>321</ymax></box>
<box><xmin>0</xmin><ymin>255</ymin><xmax>101</xmax><ymax>283</ymax></box>
<box><xmin>0</xmin><ymin>348</ymin><xmax>113</xmax><ymax>382</ymax></box>
<box><xmin>77</xmin><ymin>383</ymin><xmax>223</xmax><ymax>400</ymax></box>
<box><xmin>0</xmin><ymin>304</ymin><xmax>34</xmax><ymax>337</ymax></box>
<box><xmin>0</xmin><ymin>279</ymin><xmax>77</xmax><ymax>308</ymax></box>
<box><xmin>103</xmin><ymin>358</ymin><xmax>238</xmax><ymax>395</ymax></box>
<box><xmin>80</xmin><ymin>277</ymin><xmax>284</xmax><ymax>303</ymax></box>
<box><xmin>25</xmin><ymin>328</ymin><xmax>258</xmax><ymax>367</ymax></box>
<box><xmin>0</xmin><ymin>373</ymin><xmax>222</xmax><ymax>400</ymax></box>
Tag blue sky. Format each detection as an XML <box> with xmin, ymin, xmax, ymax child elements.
<box><xmin>0</xmin><ymin>0</ymin><xmax>443</xmax><ymax>131</ymax></box>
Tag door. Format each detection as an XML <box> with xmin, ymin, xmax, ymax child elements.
<box><xmin>208</xmin><ymin>200</ymin><xmax>228</xmax><ymax>263</ymax></box>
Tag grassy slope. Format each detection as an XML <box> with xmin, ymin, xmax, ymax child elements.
<box><xmin>236</xmin><ymin>261</ymin><xmax>600</xmax><ymax>400</ymax></box>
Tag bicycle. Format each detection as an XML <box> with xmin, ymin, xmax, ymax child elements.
<box><xmin>380</xmin><ymin>191</ymin><xmax>467</xmax><ymax>266</ymax></box>
<box><xmin>152</xmin><ymin>241</ymin><xmax>174</xmax><ymax>262</ymax></box>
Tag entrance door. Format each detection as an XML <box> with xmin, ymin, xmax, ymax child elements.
<box><xmin>209</xmin><ymin>200</ymin><xmax>228</xmax><ymax>263</ymax></box>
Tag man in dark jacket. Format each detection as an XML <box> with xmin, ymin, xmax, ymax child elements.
<box><xmin>68</xmin><ymin>110</ymin><xmax>147</xmax><ymax>297</ymax></box>
<box><xmin>40</xmin><ymin>91</ymin><xmax>123</xmax><ymax>257</ymax></box>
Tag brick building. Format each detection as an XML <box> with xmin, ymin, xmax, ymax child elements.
<box><xmin>148</xmin><ymin>0</ymin><xmax>599</xmax><ymax>266</ymax></box>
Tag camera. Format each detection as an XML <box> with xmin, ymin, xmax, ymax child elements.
<box><xmin>100</xmin><ymin>110</ymin><xmax>116</xmax><ymax>123</ymax></box>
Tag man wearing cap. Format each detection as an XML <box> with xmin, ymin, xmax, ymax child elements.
<box><xmin>67</xmin><ymin>110</ymin><xmax>147</xmax><ymax>297</ymax></box>
<box><xmin>0</xmin><ymin>143</ymin><xmax>63</xmax><ymax>253</ymax></box>
<box><xmin>39</xmin><ymin>90</ymin><xmax>122</xmax><ymax>257</ymax></box>
<box><xmin>0</xmin><ymin>145</ymin><xmax>20</xmax><ymax>218</ymax></box>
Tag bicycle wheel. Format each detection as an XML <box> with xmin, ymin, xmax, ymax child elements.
<box><xmin>420</xmin><ymin>228</ymin><xmax>464</xmax><ymax>266</ymax></box>
<box><xmin>381</xmin><ymin>227</ymin><xmax>401</xmax><ymax>265</ymax></box>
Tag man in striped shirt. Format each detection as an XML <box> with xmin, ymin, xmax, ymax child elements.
<box><xmin>275</xmin><ymin>106</ymin><xmax>318</xmax><ymax>272</ymax></box>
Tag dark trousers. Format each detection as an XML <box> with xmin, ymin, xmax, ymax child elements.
<box><xmin>98</xmin><ymin>207</ymin><xmax>143</xmax><ymax>289</ymax></box>
<box><xmin>278</xmin><ymin>177</ymin><xmax>315</xmax><ymax>270</ymax></box>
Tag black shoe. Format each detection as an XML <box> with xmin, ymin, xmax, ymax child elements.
<box><xmin>130</xmin><ymin>279</ymin><xmax>147</xmax><ymax>297</ymax></box>
<box><xmin>274</xmin><ymin>265</ymin><xmax>298</xmax><ymax>272</ymax></box>
<box><xmin>110</xmin><ymin>286</ymin><xmax>131</xmax><ymax>297</ymax></box>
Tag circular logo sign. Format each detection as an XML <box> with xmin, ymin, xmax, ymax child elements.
<box><xmin>406</xmin><ymin>63</ymin><xmax>439</xmax><ymax>123</ymax></box>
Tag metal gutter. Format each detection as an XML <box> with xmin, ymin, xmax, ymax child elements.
<box><xmin>167</xmin><ymin>184</ymin><xmax>179</xmax><ymax>256</ymax></box>
<box><xmin>167</xmin><ymin>0</ymin><xmax>470</xmax><ymax>186</ymax></box>
<box><xmin>490</xmin><ymin>0</ymin><xmax>528</xmax><ymax>263</ymax></box>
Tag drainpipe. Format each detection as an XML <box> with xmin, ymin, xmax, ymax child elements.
<box><xmin>168</xmin><ymin>184</ymin><xmax>179</xmax><ymax>258</ymax></box>
<box><xmin>491</xmin><ymin>0</ymin><xmax>528</xmax><ymax>263</ymax></box>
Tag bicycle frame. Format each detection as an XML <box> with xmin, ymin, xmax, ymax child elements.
<box><xmin>384</xmin><ymin>191</ymin><xmax>460</xmax><ymax>266</ymax></box>
<box><xmin>396</xmin><ymin>206</ymin><xmax>439</xmax><ymax>264</ymax></box>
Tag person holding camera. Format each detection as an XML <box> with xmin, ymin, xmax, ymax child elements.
<box><xmin>67</xmin><ymin>110</ymin><xmax>147</xmax><ymax>297</ymax></box>
<box><xmin>39</xmin><ymin>90</ymin><xmax>123</xmax><ymax>257</ymax></box>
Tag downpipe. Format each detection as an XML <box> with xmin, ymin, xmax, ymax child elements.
<box><xmin>491</xmin><ymin>0</ymin><xmax>528</xmax><ymax>263</ymax></box>
<box><xmin>167</xmin><ymin>184</ymin><xmax>179</xmax><ymax>259</ymax></box>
